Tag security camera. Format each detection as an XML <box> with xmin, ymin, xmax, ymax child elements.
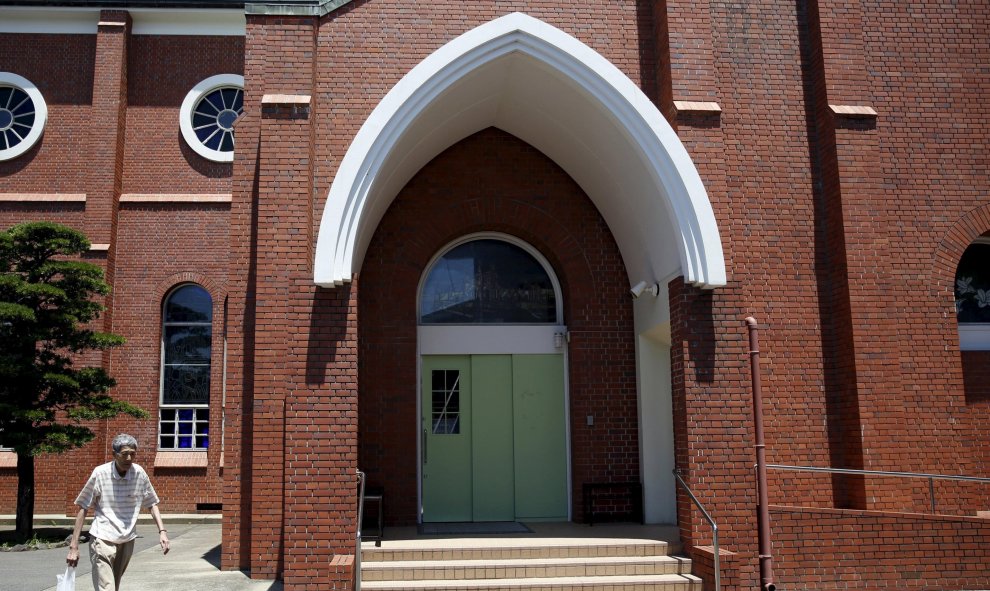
<box><xmin>630</xmin><ymin>280</ymin><xmax>659</xmax><ymax>299</ymax></box>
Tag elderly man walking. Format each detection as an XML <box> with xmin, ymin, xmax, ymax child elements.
<box><xmin>66</xmin><ymin>434</ymin><xmax>170</xmax><ymax>590</ymax></box>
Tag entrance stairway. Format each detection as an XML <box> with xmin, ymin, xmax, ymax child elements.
<box><xmin>360</xmin><ymin>536</ymin><xmax>702</xmax><ymax>590</ymax></box>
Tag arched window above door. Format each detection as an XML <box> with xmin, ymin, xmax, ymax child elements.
<box><xmin>420</xmin><ymin>237</ymin><xmax>560</xmax><ymax>324</ymax></box>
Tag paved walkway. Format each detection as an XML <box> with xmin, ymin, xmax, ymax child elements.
<box><xmin>0</xmin><ymin>522</ymin><xmax>281</xmax><ymax>591</ymax></box>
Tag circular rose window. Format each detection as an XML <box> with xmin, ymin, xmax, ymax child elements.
<box><xmin>179</xmin><ymin>74</ymin><xmax>244</xmax><ymax>162</ymax></box>
<box><xmin>0</xmin><ymin>73</ymin><xmax>47</xmax><ymax>161</ymax></box>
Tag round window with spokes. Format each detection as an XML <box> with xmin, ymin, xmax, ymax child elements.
<box><xmin>0</xmin><ymin>73</ymin><xmax>48</xmax><ymax>161</ymax></box>
<box><xmin>179</xmin><ymin>74</ymin><xmax>244</xmax><ymax>162</ymax></box>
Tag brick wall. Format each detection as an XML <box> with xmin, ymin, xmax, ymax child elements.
<box><xmin>0</xmin><ymin>25</ymin><xmax>238</xmax><ymax>514</ymax></box>
<box><xmin>772</xmin><ymin>506</ymin><xmax>990</xmax><ymax>590</ymax></box>
<box><xmin>123</xmin><ymin>35</ymin><xmax>244</xmax><ymax>194</ymax></box>
<box><xmin>0</xmin><ymin>34</ymin><xmax>95</xmax><ymax>189</ymax></box>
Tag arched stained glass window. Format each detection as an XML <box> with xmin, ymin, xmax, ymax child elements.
<box><xmin>160</xmin><ymin>284</ymin><xmax>212</xmax><ymax>450</ymax></box>
<box><xmin>956</xmin><ymin>240</ymin><xmax>990</xmax><ymax>351</ymax></box>
<box><xmin>420</xmin><ymin>238</ymin><xmax>558</xmax><ymax>324</ymax></box>
<box><xmin>956</xmin><ymin>241</ymin><xmax>990</xmax><ymax>323</ymax></box>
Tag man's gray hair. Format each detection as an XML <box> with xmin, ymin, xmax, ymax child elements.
<box><xmin>112</xmin><ymin>433</ymin><xmax>139</xmax><ymax>454</ymax></box>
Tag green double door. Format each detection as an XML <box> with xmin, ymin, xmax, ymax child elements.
<box><xmin>422</xmin><ymin>354</ymin><xmax>567</xmax><ymax>522</ymax></box>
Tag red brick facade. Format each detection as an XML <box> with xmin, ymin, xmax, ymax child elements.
<box><xmin>1</xmin><ymin>1</ymin><xmax>989</xmax><ymax>590</ymax></box>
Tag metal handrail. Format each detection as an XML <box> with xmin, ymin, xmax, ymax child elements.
<box><xmin>766</xmin><ymin>464</ymin><xmax>990</xmax><ymax>514</ymax></box>
<box><xmin>355</xmin><ymin>470</ymin><xmax>366</xmax><ymax>591</ymax></box>
<box><xmin>673</xmin><ymin>469</ymin><xmax>720</xmax><ymax>591</ymax></box>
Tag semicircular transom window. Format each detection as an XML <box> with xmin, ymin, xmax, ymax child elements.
<box><xmin>0</xmin><ymin>73</ymin><xmax>47</xmax><ymax>161</ymax></box>
<box><xmin>179</xmin><ymin>74</ymin><xmax>244</xmax><ymax>163</ymax></box>
<box><xmin>420</xmin><ymin>239</ymin><xmax>558</xmax><ymax>324</ymax></box>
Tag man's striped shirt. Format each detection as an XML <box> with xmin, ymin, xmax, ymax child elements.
<box><xmin>75</xmin><ymin>461</ymin><xmax>160</xmax><ymax>543</ymax></box>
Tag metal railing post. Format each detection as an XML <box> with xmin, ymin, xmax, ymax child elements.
<box><xmin>673</xmin><ymin>469</ymin><xmax>720</xmax><ymax>591</ymax></box>
<box><xmin>355</xmin><ymin>470</ymin><xmax>366</xmax><ymax>591</ymax></box>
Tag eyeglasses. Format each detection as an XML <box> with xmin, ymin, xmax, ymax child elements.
<box><xmin>115</xmin><ymin>450</ymin><xmax>137</xmax><ymax>459</ymax></box>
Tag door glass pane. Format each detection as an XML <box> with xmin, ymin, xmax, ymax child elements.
<box><xmin>421</xmin><ymin>239</ymin><xmax>556</xmax><ymax>324</ymax></box>
<box><xmin>431</xmin><ymin>369</ymin><xmax>460</xmax><ymax>434</ymax></box>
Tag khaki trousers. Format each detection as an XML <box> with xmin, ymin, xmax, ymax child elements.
<box><xmin>89</xmin><ymin>537</ymin><xmax>135</xmax><ymax>591</ymax></box>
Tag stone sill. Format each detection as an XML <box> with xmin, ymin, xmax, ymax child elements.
<box><xmin>154</xmin><ymin>451</ymin><xmax>208</xmax><ymax>468</ymax></box>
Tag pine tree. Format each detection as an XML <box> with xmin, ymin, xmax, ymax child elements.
<box><xmin>0</xmin><ymin>222</ymin><xmax>147</xmax><ymax>541</ymax></box>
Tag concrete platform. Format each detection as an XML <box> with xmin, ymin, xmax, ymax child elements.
<box><xmin>0</xmin><ymin>519</ymin><xmax>678</xmax><ymax>591</ymax></box>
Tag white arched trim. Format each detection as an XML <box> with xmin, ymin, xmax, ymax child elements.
<box><xmin>315</xmin><ymin>12</ymin><xmax>726</xmax><ymax>289</ymax></box>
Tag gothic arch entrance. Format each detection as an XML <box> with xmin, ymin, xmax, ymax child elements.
<box><xmin>327</xmin><ymin>13</ymin><xmax>729</xmax><ymax>526</ymax></box>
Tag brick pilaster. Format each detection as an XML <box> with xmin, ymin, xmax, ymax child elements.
<box><xmin>804</xmin><ymin>0</ymin><xmax>913</xmax><ymax>509</ymax></box>
<box><xmin>85</xmin><ymin>10</ymin><xmax>129</xmax><ymax>246</ymax></box>
<box><xmin>85</xmin><ymin>10</ymin><xmax>130</xmax><ymax>346</ymax></box>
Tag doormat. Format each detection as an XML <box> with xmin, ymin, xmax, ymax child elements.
<box><xmin>418</xmin><ymin>522</ymin><xmax>533</xmax><ymax>535</ymax></box>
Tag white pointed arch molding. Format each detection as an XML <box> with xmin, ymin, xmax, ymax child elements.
<box><xmin>315</xmin><ymin>12</ymin><xmax>726</xmax><ymax>289</ymax></box>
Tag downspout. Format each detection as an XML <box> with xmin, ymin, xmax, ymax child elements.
<box><xmin>745</xmin><ymin>317</ymin><xmax>776</xmax><ymax>591</ymax></box>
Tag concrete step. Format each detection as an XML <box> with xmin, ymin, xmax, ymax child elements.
<box><xmin>362</xmin><ymin>541</ymin><xmax>672</xmax><ymax>562</ymax></box>
<box><xmin>360</xmin><ymin>573</ymin><xmax>703</xmax><ymax>590</ymax></box>
<box><xmin>361</xmin><ymin>554</ymin><xmax>692</xmax><ymax>581</ymax></box>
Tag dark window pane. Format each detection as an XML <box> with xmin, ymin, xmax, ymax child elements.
<box><xmin>163</xmin><ymin>366</ymin><xmax>210</xmax><ymax>404</ymax></box>
<box><xmin>956</xmin><ymin>243</ymin><xmax>990</xmax><ymax>323</ymax></box>
<box><xmin>203</xmin><ymin>92</ymin><xmax>224</xmax><ymax>113</ymax></box>
<box><xmin>161</xmin><ymin>422</ymin><xmax>175</xmax><ymax>435</ymax></box>
<box><xmin>178</xmin><ymin>436</ymin><xmax>192</xmax><ymax>449</ymax></box>
<box><xmin>160</xmin><ymin>408</ymin><xmax>175</xmax><ymax>421</ymax></box>
<box><xmin>197</xmin><ymin>436</ymin><xmax>209</xmax><ymax>448</ymax></box>
<box><xmin>192</xmin><ymin>111</ymin><xmax>214</xmax><ymax>128</ymax></box>
<box><xmin>160</xmin><ymin>436</ymin><xmax>171</xmax><ymax>448</ymax></box>
<box><xmin>421</xmin><ymin>239</ymin><xmax>556</xmax><ymax>323</ymax></box>
<box><xmin>164</xmin><ymin>325</ymin><xmax>212</xmax><ymax>364</ymax></box>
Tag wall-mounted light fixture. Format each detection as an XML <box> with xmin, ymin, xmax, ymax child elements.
<box><xmin>554</xmin><ymin>332</ymin><xmax>566</xmax><ymax>348</ymax></box>
<box><xmin>630</xmin><ymin>280</ymin><xmax>660</xmax><ymax>299</ymax></box>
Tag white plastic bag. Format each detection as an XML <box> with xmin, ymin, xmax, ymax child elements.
<box><xmin>56</xmin><ymin>566</ymin><xmax>75</xmax><ymax>591</ymax></box>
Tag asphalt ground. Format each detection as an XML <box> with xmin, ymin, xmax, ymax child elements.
<box><xmin>0</xmin><ymin>522</ymin><xmax>281</xmax><ymax>591</ymax></box>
